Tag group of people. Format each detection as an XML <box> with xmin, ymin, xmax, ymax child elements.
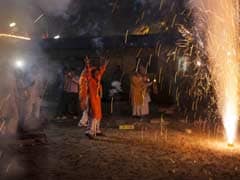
<box><xmin>56</xmin><ymin>58</ymin><xmax>154</xmax><ymax>139</ymax></box>
<box><xmin>57</xmin><ymin>57</ymin><xmax>109</xmax><ymax>139</ymax></box>
<box><xmin>0</xmin><ymin>55</ymin><xmax>154</xmax><ymax>138</ymax></box>
<box><xmin>0</xmin><ymin>64</ymin><xmax>46</xmax><ymax>135</ymax></box>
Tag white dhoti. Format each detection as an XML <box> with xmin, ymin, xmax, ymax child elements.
<box><xmin>79</xmin><ymin>110</ymin><xmax>88</xmax><ymax>126</ymax></box>
<box><xmin>86</xmin><ymin>118</ymin><xmax>101</xmax><ymax>135</ymax></box>
<box><xmin>132</xmin><ymin>105</ymin><xmax>143</xmax><ymax>116</ymax></box>
<box><xmin>142</xmin><ymin>93</ymin><xmax>151</xmax><ymax>116</ymax></box>
<box><xmin>78</xmin><ymin>96</ymin><xmax>89</xmax><ymax>127</ymax></box>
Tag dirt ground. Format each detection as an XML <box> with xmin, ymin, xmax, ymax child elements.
<box><xmin>1</xmin><ymin>110</ymin><xmax>240</xmax><ymax>180</ymax></box>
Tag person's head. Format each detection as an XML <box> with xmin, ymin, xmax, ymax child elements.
<box><xmin>133</xmin><ymin>71</ymin><xmax>140</xmax><ymax>77</ymax></box>
<box><xmin>71</xmin><ymin>69</ymin><xmax>77</xmax><ymax>76</ymax></box>
<box><xmin>67</xmin><ymin>71</ymin><xmax>72</xmax><ymax>76</ymax></box>
<box><xmin>139</xmin><ymin>65</ymin><xmax>146</xmax><ymax>75</ymax></box>
<box><xmin>91</xmin><ymin>68</ymin><xmax>100</xmax><ymax>79</ymax></box>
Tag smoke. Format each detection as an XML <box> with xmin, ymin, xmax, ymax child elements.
<box><xmin>0</xmin><ymin>39</ymin><xmax>58</xmax><ymax>133</ymax></box>
<box><xmin>135</xmin><ymin>0</ymin><xmax>160</xmax><ymax>7</ymax></box>
<box><xmin>0</xmin><ymin>0</ymin><xmax>70</xmax><ymax>134</ymax></box>
<box><xmin>34</xmin><ymin>0</ymin><xmax>72</xmax><ymax>17</ymax></box>
<box><xmin>0</xmin><ymin>0</ymin><xmax>72</xmax><ymax>36</ymax></box>
<box><xmin>0</xmin><ymin>0</ymin><xmax>72</xmax><ymax>17</ymax></box>
<box><xmin>0</xmin><ymin>0</ymin><xmax>187</xmax><ymax>37</ymax></box>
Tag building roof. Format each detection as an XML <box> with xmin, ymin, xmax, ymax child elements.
<box><xmin>40</xmin><ymin>32</ymin><xmax>180</xmax><ymax>50</ymax></box>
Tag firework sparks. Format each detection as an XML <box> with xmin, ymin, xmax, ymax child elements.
<box><xmin>34</xmin><ymin>14</ymin><xmax>44</xmax><ymax>24</ymax></box>
<box><xmin>124</xmin><ymin>30</ymin><xmax>129</xmax><ymax>44</ymax></box>
<box><xmin>190</xmin><ymin>0</ymin><xmax>240</xmax><ymax>146</ymax></box>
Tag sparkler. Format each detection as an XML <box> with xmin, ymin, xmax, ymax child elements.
<box><xmin>34</xmin><ymin>14</ymin><xmax>44</xmax><ymax>24</ymax></box>
<box><xmin>190</xmin><ymin>0</ymin><xmax>240</xmax><ymax>146</ymax></box>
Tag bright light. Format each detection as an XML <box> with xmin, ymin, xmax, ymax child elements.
<box><xmin>54</xmin><ymin>35</ymin><xmax>60</xmax><ymax>39</ymax></box>
<box><xmin>0</xmin><ymin>34</ymin><xmax>31</xmax><ymax>41</ymax></box>
<box><xmin>15</xmin><ymin>60</ymin><xmax>25</xmax><ymax>69</ymax></box>
<box><xmin>196</xmin><ymin>60</ymin><xmax>201</xmax><ymax>66</ymax></box>
<box><xmin>227</xmin><ymin>51</ymin><xmax>231</xmax><ymax>57</ymax></box>
<box><xmin>9</xmin><ymin>22</ymin><xmax>16</xmax><ymax>28</ymax></box>
<box><xmin>223</xmin><ymin>95</ymin><xmax>238</xmax><ymax>145</ymax></box>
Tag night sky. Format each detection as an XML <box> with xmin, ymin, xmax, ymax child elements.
<box><xmin>0</xmin><ymin>0</ymin><xmax>187</xmax><ymax>38</ymax></box>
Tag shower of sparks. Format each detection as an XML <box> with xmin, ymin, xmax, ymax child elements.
<box><xmin>136</xmin><ymin>58</ymin><xmax>141</xmax><ymax>72</ymax></box>
<box><xmin>190</xmin><ymin>0</ymin><xmax>240</xmax><ymax>145</ymax></box>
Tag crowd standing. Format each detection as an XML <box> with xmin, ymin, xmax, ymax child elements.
<box><xmin>54</xmin><ymin>57</ymin><xmax>154</xmax><ymax>139</ymax></box>
<box><xmin>55</xmin><ymin>57</ymin><xmax>109</xmax><ymax>139</ymax></box>
<box><xmin>0</xmin><ymin>56</ymin><xmax>155</xmax><ymax>139</ymax></box>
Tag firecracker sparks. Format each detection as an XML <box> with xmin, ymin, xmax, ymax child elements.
<box><xmin>189</xmin><ymin>0</ymin><xmax>240</xmax><ymax>145</ymax></box>
<box><xmin>0</xmin><ymin>33</ymin><xmax>31</xmax><ymax>41</ymax></box>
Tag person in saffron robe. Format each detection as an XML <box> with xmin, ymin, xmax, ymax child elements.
<box><xmin>130</xmin><ymin>68</ymin><xmax>152</xmax><ymax>118</ymax></box>
<box><xmin>78</xmin><ymin>68</ymin><xmax>89</xmax><ymax>127</ymax></box>
<box><xmin>85</xmin><ymin>57</ymin><xmax>109</xmax><ymax>139</ymax></box>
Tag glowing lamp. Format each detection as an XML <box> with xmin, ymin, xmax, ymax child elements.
<box><xmin>54</xmin><ymin>35</ymin><xmax>60</xmax><ymax>39</ymax></box>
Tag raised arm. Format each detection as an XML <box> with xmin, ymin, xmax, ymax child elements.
<box><xmin>99</xmin><ymin>59</ymin><xmax>109</xmax><ymax>78</ymax></box>
<box><xmin>85</xmin><ymin>56</ymin><xmax>92</xmax><ymax>80</ymax></box>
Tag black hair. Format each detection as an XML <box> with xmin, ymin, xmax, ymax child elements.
<box><xmin>91</xmin><ymin>68</ymin><xmax>100</xmax><ymax>77</ymax></box>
